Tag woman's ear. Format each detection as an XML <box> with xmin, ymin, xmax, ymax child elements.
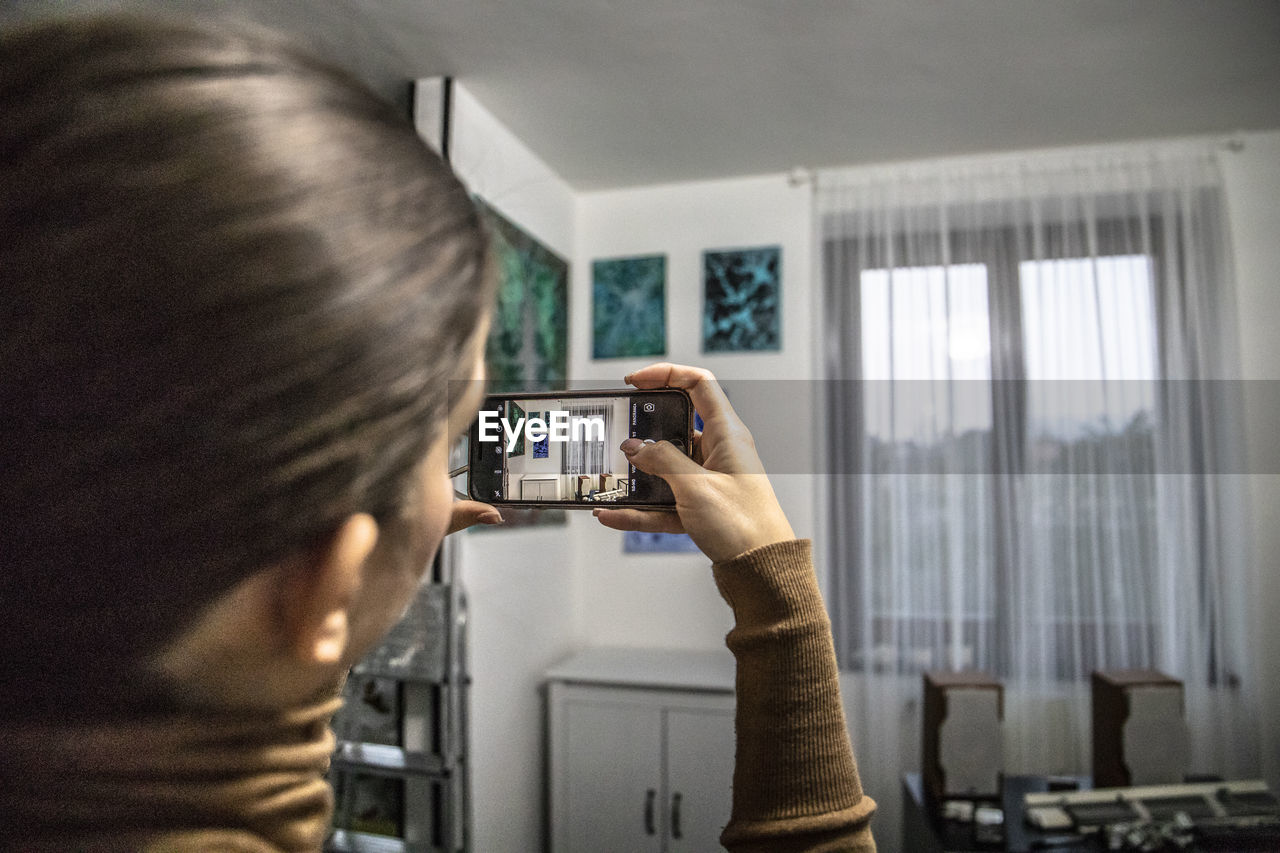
<box><xmin>281</xmin><ymin>513</ymin><xmax>379</xmax><ymax>666</ymax></box>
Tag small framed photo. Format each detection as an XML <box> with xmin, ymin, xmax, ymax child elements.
<box><xmin>624</xmin><ymin>531</ymin><xmax>702</xmax><ymax>554</ymax></box>
<box><xmin>332</xmin><ymin>772</ymin><xmax>405</xmax><ymax>839</ymax></box>
<box><xmin>342</xmin><ymin>675</ymin><xmax>402</xmax><ymax>747</ymax></box>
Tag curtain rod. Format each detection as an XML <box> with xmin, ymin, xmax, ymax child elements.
<box><xmin>812</xmin><ymin>134</ymin><xmax>1247</xmax><ymax>189</ymax></box>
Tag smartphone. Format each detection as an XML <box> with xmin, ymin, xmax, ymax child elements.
<box><xmin>467</xmin><ymin>388</ymin><xmax>694</xmax><ymax>508</ymax></box>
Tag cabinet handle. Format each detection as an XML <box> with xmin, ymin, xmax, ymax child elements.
<box><xmin>644</xmin><ymin>788</ymin><xmax>656</xmax><ymax>835</ymax></box>
<box><xmin>671</xmin><ymin>792</ymin><xmax>683</xmax><ymax>839</ymax></box>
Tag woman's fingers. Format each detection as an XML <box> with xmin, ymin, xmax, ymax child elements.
<box><xmin>592</xmin><ymin>507</ymin><xmax>686</xmax><ymax>534</ymax></box>
<box><xmin>446</xmin><ymin>500</ymin><xmax>503</xmax><ymax>534</ymax></box>
<box><xmin>624</xmin><ymin>362</ymin><xmax>739</xmax><ymax>429</ymax></box>
<box><xmin>620</xmin><ymin>438</ymin><xmax>703</xmax><ymax>479</ymax></box>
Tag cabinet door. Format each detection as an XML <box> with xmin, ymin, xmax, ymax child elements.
<box><xmin>665</xmin><ymin>707</ymin><xmax>736</xmax><ymax>853</ymax></box>
<box><xmin>561</xmin><ymin>698</ymin><xmax>664</xmax><ymax>853</ymax></box>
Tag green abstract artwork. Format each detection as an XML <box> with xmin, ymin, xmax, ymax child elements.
<box><xmin>592</xmin><ymin>255</ymin><xmax>666</xmax><ymax>359</ymax></box>
<box><xmin>477</xmin><ymin>198</ymin><xmax>569</xmax><ymax>393</ymax></box>
<box><xmin>473</xmin><ymin>198</ymin><xmax>568</xmax><ymax>529</ymax></box>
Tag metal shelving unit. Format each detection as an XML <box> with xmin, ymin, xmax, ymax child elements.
<box><xmin>327</xmin><ymin>535</ymin><xmax>469</xmax><ymax>852</ymax></box>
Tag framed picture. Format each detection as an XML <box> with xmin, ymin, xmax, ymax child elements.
<box><xmin>506</xmin><ymin>400</ymin><xmax>526</xmax><ymax>458</ymax></box>
<box><xmin>532</xmin><ymin>411</ymin><xmax>550</xmax><ymax>459</ymax></box>
<box><xmin>624</xmin><ymin>531</ymin><xmax>702</xmax><ymax>554</ymax></box>
<box><xmin>593</xmin><ymin>254</ymin><xmax>667</xmax><ymax>358</ymax></box>
<box><xmin>332</xmin><ymin>772</ymin><xmax>405</xmax><ymax>839</ymax></box>
<box><xmin>341</xmin><ymin>675</ymin><xmax>402</xmax><ymax>747</ymax></box>
<box><xmin>473</xmin><ymin>197</ymin><xmax>568</xmax><ymax>529</ymax></box>
<box><xmin>476</xmin><ymin>198</ymin><xmax>568</xmax><ymax>392</ymax></box>
<box><xmin>703</xmin><ymin>246</ymin><xmax>781</xmax><ymax>352</ymax></box>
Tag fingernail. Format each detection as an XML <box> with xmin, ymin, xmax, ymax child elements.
<box><xmin>623</xmin><ymin>373</ymin><xmax>634</xmax><ymax>384</ymax></box>
<box><xmin>482</xmin><ymin>512</ymin><xmax>503</xmax><ymax>525</ymax></box>
<box><xmin>620</xmin><ymin>437</ymin><xmax>644</xmax><ymax>455</ymax></box>
<box><xmin>592</xmin><ymin>508</ymin><xmax>602</xmax><ymax>517</ymax></box>
<box><xmin>643</xmin><ymin>438</ymin><xmax>656</xmax><ymax>445</ymax></box>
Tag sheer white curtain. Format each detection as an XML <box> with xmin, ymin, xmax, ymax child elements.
<box><xmin>560</xmin><ymin>402</ymin><xmax>611</xmax><ymax>475</ymax></box>
<box><xmin>818</xmin><ymin>141</ymin><xmax>1260</xmax><ymax>851</ymax></box>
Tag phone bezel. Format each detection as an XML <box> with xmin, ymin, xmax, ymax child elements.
<box><xmin>467</xmin><ymin>387</ymin><xmax>693</xmax><ymax>509</ymax></box>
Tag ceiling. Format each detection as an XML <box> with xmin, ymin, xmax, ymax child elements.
<box><xmin>6</xmin><ymin>0</ymin><xmax>1280</xmax><ymax>190</ymax></box>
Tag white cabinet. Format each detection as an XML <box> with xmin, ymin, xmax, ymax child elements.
<box><xmin>519</xmin><ymin>475</ymin><xmax>560</xmax><ymax>500</ymax></box>
<box><xmin>547</xmin><ymin>648</ymin><xmax>737</xmax><ymax>853</ymax></box>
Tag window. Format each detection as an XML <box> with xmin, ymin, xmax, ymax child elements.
<box><xmin>820</xmin><ymin>147</ymin><xmax>1256</xmax><ymax>795</ymax></box>
<box><xmin>835</xmin><ymin>218</ymin><xmax>1206</xmax><ymax>679</ymax></box>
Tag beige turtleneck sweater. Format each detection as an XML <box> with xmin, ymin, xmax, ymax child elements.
<box><xmin>0</xmin><ymin>539</ymin><xmax>873</xmax><ymax>852</ymax></box>
<box><xmin>713</xmin><ymin>539</ymin><xmax>878</xmax><ymax>852</ymax></box>
<box><xmin>0</xmin><ymin>696</ymin><xmax>342</xmax><ymax>852</ymax></box>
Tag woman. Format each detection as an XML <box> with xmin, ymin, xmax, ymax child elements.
<box><xmin>0</xmin><ymin>13</ymin><xmax>874</xmax><ymax>852</ymax></box>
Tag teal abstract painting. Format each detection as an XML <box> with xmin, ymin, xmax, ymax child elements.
<box><xmin>593</xmin><ymin>255</ymin><xmax>666</xmax><ymax>359</ymax></box>
<box><xmin>703</xmin><ymin>246</ymin><xmax>781</xmax><ymax>352</ymax></box>
<box><xmin>477</xmin><ymin>198</ymin><xmax>568</xmax><ymax>393</ymax></box>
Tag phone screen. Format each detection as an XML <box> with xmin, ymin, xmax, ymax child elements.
<box><xmin>467</xmin><ymin>389</ymin><xmax>692</xmax><ymax>507</ymax></box>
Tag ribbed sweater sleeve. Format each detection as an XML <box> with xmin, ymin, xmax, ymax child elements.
<box><xmin>711</xmin><ymin>539</ymin><xmax>876</xmax><ymax>852</ymax></box>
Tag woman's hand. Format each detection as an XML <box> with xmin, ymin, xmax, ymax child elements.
<box><xmin>592</xmin><ymin>363</ymin><xmax>794</xmax><ymax>563</ymax></box>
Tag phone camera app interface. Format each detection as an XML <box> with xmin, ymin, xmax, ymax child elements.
<box><xmin>476</xmin><ymin>394</ymin><xmax>684</xmax><ymax>505</ymax></box>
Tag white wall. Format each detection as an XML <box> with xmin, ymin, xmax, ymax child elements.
<box><xmin>1219</xmin><ymin>129</ymin><xmax>1280</xmax><ymax>791</ymax></box>
<box><xmin>506</xmin><ymin>435</ymin><xmax>562</xmax><ymax>479</ymax></box>
<box><xmin>417</xmin><ymin>81</ymin><xmax>580</xmax><ymax>853</ymax></box>
<box><xmin>570</xmin><ymin>173</ymin><xmax>817</xmax><ymax>651</ymax></box>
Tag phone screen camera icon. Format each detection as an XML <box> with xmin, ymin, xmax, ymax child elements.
<box><xmin>643</xmin><ymin>402</ymin><xmax>655</xmax><ymax>412</ymax></box>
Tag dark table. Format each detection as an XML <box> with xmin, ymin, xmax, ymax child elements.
<box><xmin>903</xmin><ymin>772</ymin><xmax>1096</xmax><ymax>852</ymax></box>
<box><xmin>903</xmin><ymin>773</ymin><xmax>1280</xmax><ymax>852</ymax></box>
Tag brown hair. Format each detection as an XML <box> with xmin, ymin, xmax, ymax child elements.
<box><xmin>0</xmin><ymin>14</ymin><xmax>492</xmax><ymax>714</ymax></box>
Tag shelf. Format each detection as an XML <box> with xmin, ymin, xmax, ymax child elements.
<box><xmin>354</xmin><ymin>584</ymin><xmax>451</xmax><ymax>682</ymax></box>
<box><xmin>325</xmin><ymin>829</ymin><xmax>438</xmax><ymax>853</ymax></box>
<box><xmin>332</xmin><ymin>741</ymin><xmax>448</xmax><ymax>777</ymax></box>
<box><xmin>545</xmin><ymin>646</ymin><xmax>735</xmax><ymax>693</ymax></box>
<box><xmin>350</xmin><ymin>661</ymin><xmax>456</xmax><ymax>685</ymax></box>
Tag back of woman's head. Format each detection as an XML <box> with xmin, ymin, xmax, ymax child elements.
<box><xmin>0</xmin><ymin>14</ymin><xmax>491</xmax><ymax>715</ymax></box>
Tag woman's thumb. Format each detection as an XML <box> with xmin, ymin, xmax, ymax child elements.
<box><xmin>447</xmin><ymin>500</ymin><xmax>504</xmax><ymax>534</ymax></box>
